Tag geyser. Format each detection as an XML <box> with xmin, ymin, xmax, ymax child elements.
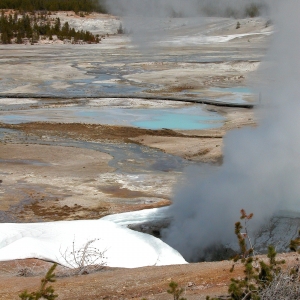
<box><xmin>162</xmin><ymin>0</ymin><xmax>300</xmax><ymax>261</ymax></box>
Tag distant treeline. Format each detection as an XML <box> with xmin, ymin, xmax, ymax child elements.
<box><xmin>0</xmin><ymin>0</ymin><xmax>106</xmax><ymax>13</ymax></box>
<box><xmin>201</xmin><ymin>3</ymin><xmax>266</xmax><ymax>18</ymax></box>
<box><xmin>0</xmin><ymin>11</ymin><xmax>100</xmax><ymax>44</ymax></box>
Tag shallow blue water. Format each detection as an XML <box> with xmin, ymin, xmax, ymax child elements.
<box><xmin>131</xmin><ymin>108</ymin><xmax>223</xmax><ymax>130</ymax></box>
<box><xmin>0</xmin><ymin>105</ymin><xmax>224</xmax><ymax>130</ymax></box>
<box><xmin>73</xmin><ymin>106</ymin><xmax>223</xmax><ymax>130</ymax></box>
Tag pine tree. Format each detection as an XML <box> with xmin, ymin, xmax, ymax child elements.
<box><xmin>19</xmin><ymin>264</ymin><xmax>58</xmax><ymax>300</ymax></box>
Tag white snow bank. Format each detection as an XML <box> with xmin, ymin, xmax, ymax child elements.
<box><xmin>0</xmin><ymin>219</ymin><xmax>186</xmax><ymax>268</ymax></box>
<box><xmin>102</xmin><ymin>207</ymin><xmax>170</xmax><ymax>226</ymax></box>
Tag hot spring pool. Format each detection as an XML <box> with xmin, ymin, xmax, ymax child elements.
<box><xmin>0</xmin><ymin>105</ymin><xmax>224</xmax><ymax>130</ymax></box>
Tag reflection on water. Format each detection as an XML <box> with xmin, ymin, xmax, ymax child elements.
<box><xmin>0</xmin><ymin>105</ymin><xmax>224</xmax><ymax>130</ymax></box>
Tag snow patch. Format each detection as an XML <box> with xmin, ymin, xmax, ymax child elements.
<box><xmin>102</xmin><ymin>207</ymin><xmax>170</xmax><ymax>226</ymax></box>
<box><xmin>0</xmin><ymin>219</ymin><xmax>186</xmax><ymax>268</ymax></box>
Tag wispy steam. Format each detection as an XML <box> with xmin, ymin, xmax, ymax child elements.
<box><xmin>106</xmin><ymin>0</ymin><xmax>268</xmax><ymax>18</ymax></box>
<box><xmin>161</xmin><ymin>0</ymin><xmax>300</xmax><ymax>261</ymax></box>
<box><xmin>104</xmin><ymin>0</ymin><xmax>269</xmax><ymax>49</ymax></box>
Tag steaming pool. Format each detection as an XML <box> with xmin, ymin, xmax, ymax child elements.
<box><xmin>0</xmin><ymin>105</ymin><xmax>224</xmax><ymax>130</ymax></box>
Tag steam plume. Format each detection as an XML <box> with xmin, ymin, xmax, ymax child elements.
<box><xmin>162</xmin><ymin>0</ymin><xmax>300</xmax><ymax>261</ymax></box>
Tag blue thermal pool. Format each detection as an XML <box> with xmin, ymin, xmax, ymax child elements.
<box><xmin>0</xmin><ymin>105</ymin><xmax>224</xmax><ymax>130</ymax></box>
<box><xmin>130</xmin><ymin>108</ymin><xmax>223</xmax><ymax>130</ymax></box>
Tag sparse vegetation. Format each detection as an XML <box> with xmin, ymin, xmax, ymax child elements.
<box><xmin>0</xmin><ymin>11</ymin><xmax>100</xmax><ymax>44</ymax></box>
<box><xmin>258</xmin><ymin>267</ymin><xmax>300</xmax><ymax>299</ymax></box>
<box><xmin>16</xmin><ymin>212</ymin><xmax>300</xmax><ymax>300</ymax></box>
<box><xmin>167</xmin><ymin>281</ymin><xmax>187</xmax><ymax>300</ymax></box>
<box><xmin>17</xmin><ymin>267</ymin><xmax>35</xmax><ymax>277</ymax></box>
<box><xmin>143</xmin><ymin>281</ymin><xmax>187</xmax><ymax>300</ymax></box>
<box><xmin>19</xmin><ymin>264</ymin><xmax>58</xmax><ymax>300</ymax></box>
<box><xmin>0</xmin><ymin>0</ymin><xmax>106</xmax><ymax>13</ymax></box>
<box><xmin>201</xmin><ymin>3</ymin><xmax>266</xmax><ymax>19</ymax></box>
<box><xmin>60</xmin><ymin>238</ymin><xmax>107</xmax><ymax>276</ymax></box>
<box><xmin>290</xmin><ymin>231</ymin><xmax>300</xmax><ymax>253</ymax></box>
<box><xmin>207</xmin><ymin>210</ymin><xmax>289</xmax><ymax>300</ymax></box>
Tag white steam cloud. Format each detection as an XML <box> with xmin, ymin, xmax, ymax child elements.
<box><xmin>161</xmin><ymin>0</ymin><xmax>300</xmax><ymax>261</ymax></box>
<box><xmin>104</xmin><ymin>0</ymin><xmax>269</xmax><ymax>49</ymax></box>
<box><xmin>106</xmin><ymin>0</ymin><xmax>268</xmax><ymax>18</ymax></box>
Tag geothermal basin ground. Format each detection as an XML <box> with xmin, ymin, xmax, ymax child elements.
<box><xmin>0</xmin><ymin>12</ymin><xmax>290</xmax><ymax>299</ymax></box>
<box><xmin>0</xmin><ymin>14</ymin><xmax>266</xmax><ymax>224</ymax></box>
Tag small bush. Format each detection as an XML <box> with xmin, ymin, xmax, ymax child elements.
<box><xmin>207</xmin><ymin>210</ymin><xmax>286</xmax><ymax>300</ymax></box>
<box><xmin>259</xmin><ymin>267</ymin><xmax>300</xmax><ymax>299</ymax></box>
<box><xmin>19</xmin><ymin>264</ymin><xmax>58</xmax><ymax>300</ymax></box>
<box><xmin>17</xmin><ymin>267</ymin><xmax>34</xmax><ymax>277</ymax></box>
<box><xmin>60</xmin><ymin>238</ymin><xmax>107</xmax><ymax>276</ymax></box>
<box><xmin>167</xmin><ymin>281</ymin><xmax>187</xmax><ymax>300</ymax></box>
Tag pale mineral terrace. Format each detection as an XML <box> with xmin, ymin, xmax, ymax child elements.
<box><xmin>0</xmin><ymin>13</ymin><xmax>270</xmax><ymax>222</ymax></box>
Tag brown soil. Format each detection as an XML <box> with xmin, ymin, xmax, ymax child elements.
<box><xmin>18</xmin><ymin>199</ymin><xmax>170</xmax><ymax>222</ymax></box>
<box><xmin>0</xmin><ymin>122</ymin><xmax>191</xmax><ymax>144</ymax></box>
<box><xmin>0</xmin><ymin>252</ymin><xmax>297</xmax><ymax>300</ymax></box>
<box><xmin>20</xmin><ymin>200</ymin><xmax>110</xmax><ymax>221</ymax></box>
<box><xmin>0</xmin><ymin>258</ymin><xmax>243</xmax><ymax>300</ymax></box>
<box><xmin>0</xmin><ymin>142</ymin><xmax>173</xmax><ymax>222</ymax></box>
<box><xmin>131</xmin><ymin>135</ymin><xmax>223</xmax><ymax>163</ymax></box>
<box><xmin>101</xmin><ymin>186</ymin><xmax>158</xmax><ymax>199</ymax></box>
<box><xmin>0</xmin><ymin>121</ymin><xmax>225</xmax><ymax>163</ymax></box>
